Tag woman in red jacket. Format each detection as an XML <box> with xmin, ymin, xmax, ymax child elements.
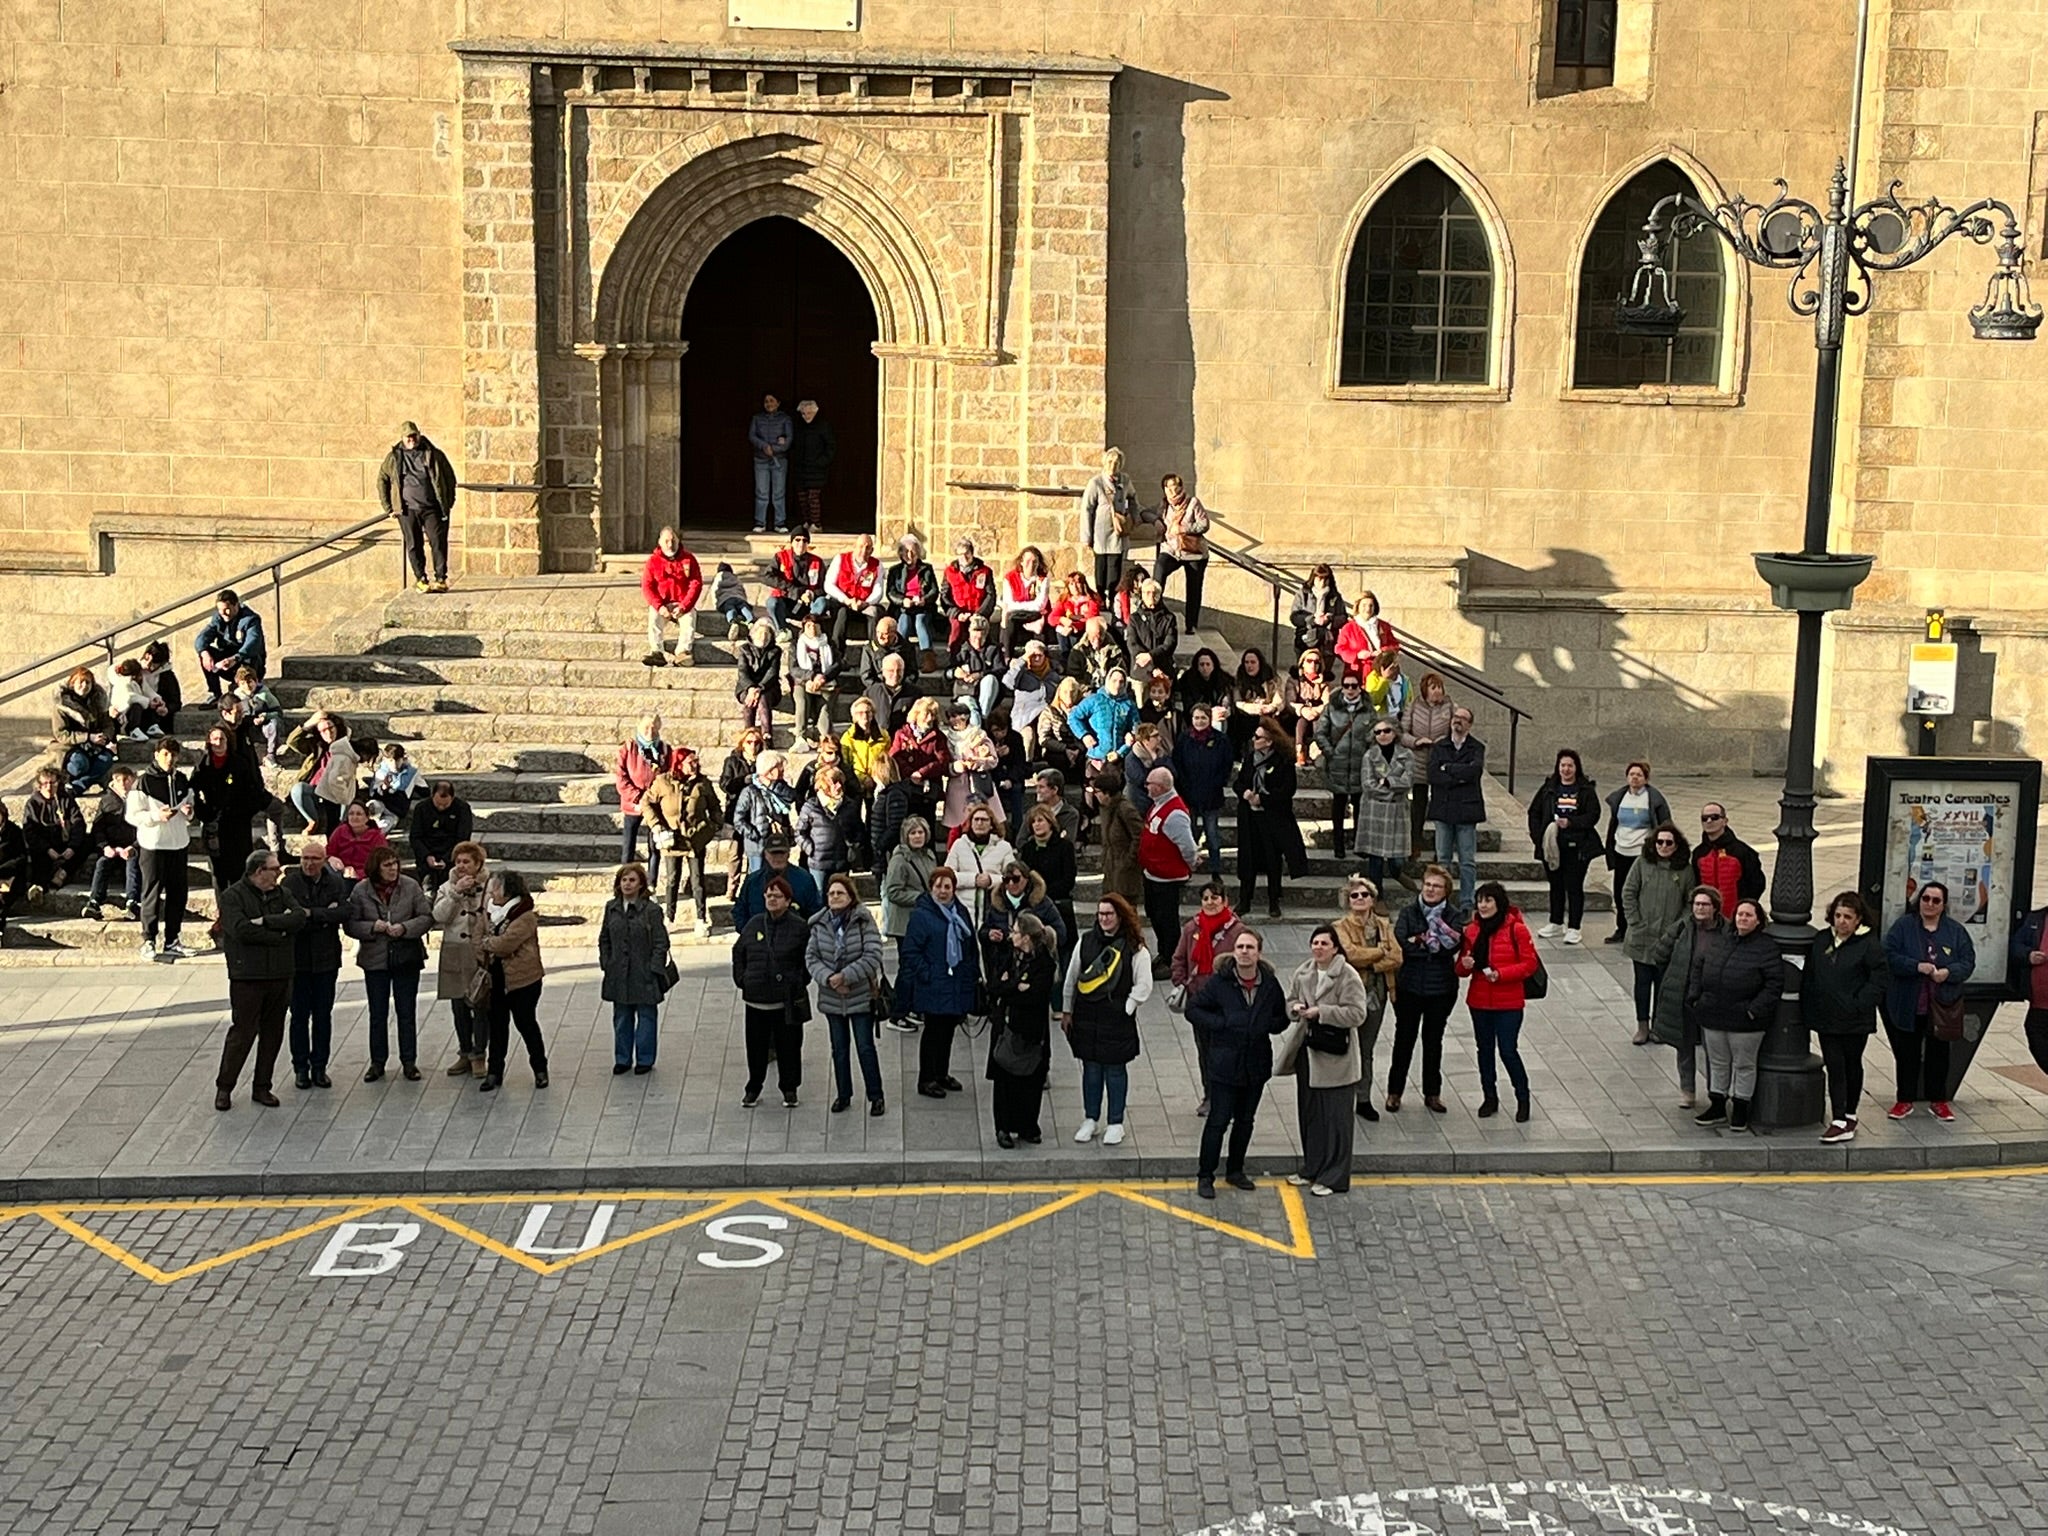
<box><xmin>1456</xmin><ymin>880</ymin><xmax>1540</xmax><ymax>1121</ymax></box>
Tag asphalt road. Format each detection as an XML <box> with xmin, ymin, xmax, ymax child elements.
<box><xmin>2</xmin><ymin>1172</ymin><xmax>2043</xmax><ymax>1535</ymax></box>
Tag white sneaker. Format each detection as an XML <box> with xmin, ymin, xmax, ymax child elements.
<box><xmin>1563</xmin><ymin>928</ymin><xmax>1583</xmax><ymax>945</ymax></box>
<box><xmin>1310</xmin><ymin>1183</ymin><xmax>1335</xmax><ymax>1197</ymax></box>
<box><xmin>694</xmin><ymin>916</ymin><xmax>711</xmax><ymax>938</ymax></box>
<box><xmin>139</xmin><ymin>940</ymin><xmax>156</xmax><ymax>961</ymax></box>
<box><xmin>145</xmin><ymin>724</ymin><xmax>165</xmax><ymax>738</ymax></box>
<box><xmin>1102</xmin><ymin>1123</ymin><xmax>1126</xmax><ymax>1146</ymax></box>
<box><xmin>126</xmin><ymin>728</ymin><xmax>149</xmax><ymax>742</ymax></box>
<box><xmin>1536</xmin><ymin>922</ymin><xmax>1564</xmax><ymax>939</ymax></box>
<box><xmin>1073</xmin><ymin>1118</ymin><xmax>1097</xmax><ymax>1143</ymax></box>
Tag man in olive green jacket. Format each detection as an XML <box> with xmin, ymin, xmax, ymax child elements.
<box><xmin>216</xmin><ymin>847</ymin><xmax>306</xmax><ymax>1111</ymax></box>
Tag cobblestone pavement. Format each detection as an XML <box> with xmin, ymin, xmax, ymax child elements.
<box><xmin>3</xmin><ymin>1172</ymin><xmax>2045</xmax><ymax>1534</ymax></box>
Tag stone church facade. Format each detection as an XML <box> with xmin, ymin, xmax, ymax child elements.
<box><xmin>1</xmin><ymin>0</ymin><xmax>2044</xmax><ymax>783</ymax></box>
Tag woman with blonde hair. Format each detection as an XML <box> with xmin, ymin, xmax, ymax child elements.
<box><xmin>1334</xmin><ymin>876</ymin><xmax>1401</xmax><ymax>1121</ymax></box>
<box><xmin>1280</xmin><ymin>922</ymin><xmax>1370</xmax><ymax>1194</ymax></box>
<box><xmin>1082</xmin><ymin>446</ymin><xmax>1141</xmax><ymax>596</ymax></box>
<box><xmin>599</xmin><ymin>861</ymin><xmax>670</xmax><ymax>1075</ymax></box>
<box><xmin>1151</xmin><ymin>471</ymin><xmax>1210</xmax><ymax>626</ymax></box>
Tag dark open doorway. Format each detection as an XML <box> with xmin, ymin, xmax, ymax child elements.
<box><xmin>678</xmin><ymin>216</ymin><xmax>880</xmax><ymax>531</ymax></box>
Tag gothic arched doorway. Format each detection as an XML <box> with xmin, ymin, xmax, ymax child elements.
<box><xmin>678</xmin><ymin>216</ymin><xmax>880</xmax><ymax>531</ymax></box>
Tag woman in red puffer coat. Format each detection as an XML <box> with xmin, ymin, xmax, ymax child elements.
<box><xmin>1456</xmin><ymin>880</ymin><xmax>1541</xmax><ymax>1123</ymax></box>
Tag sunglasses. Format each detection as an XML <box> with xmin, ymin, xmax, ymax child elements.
<box><xmin>1654</xmin><ymin>837</ymin><xmax>1677</xmax><ymax>846</ymax></box>
<box><xmin>1347</xmin><ymin>889</ymin><xmax>1372</xmax><ymax>900</ymax></box>
<box><xmin>1919</xmin><ymin>893</ymin><xmax>1945</xmax><ymax>903</ymax></box>
<box><xmin>1701</xmin><ymin>814</ymin><xmax>1725</xmax><ymax>824</ymax></box>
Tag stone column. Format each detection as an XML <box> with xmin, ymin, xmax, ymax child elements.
<box><xmin>459</xmin><ymin>59</ymin><xmax>545</xmax><ymax>575</ymax></box>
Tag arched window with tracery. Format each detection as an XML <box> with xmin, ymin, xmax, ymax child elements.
<box><xmin>1338</xmin><ymin>163</ymin><xmax>1497</xmax><ymax>388</ymax></box>
<box><xmin>1573</xmin><ymin>160</ymin><xmax>1728</xmax><ymax>389</ymax></box>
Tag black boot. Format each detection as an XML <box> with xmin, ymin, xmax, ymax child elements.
<box><xmin>1476</xmin><ymin>1095</ymin><xmax>1500</xmax><ymax>1119</ymax></box>
<box><xmin>1515</xmin><ymin>1095</ymin><xmax>1531</xmax><ymax>1123</ymax></box>
<box><xmin>1728</xmin><ymin>1096</ymin><xmax>1752</xmax><ymax>1132</ymax></box>
<box><xmin>1693</xmin><ymin>1093</ymin><xmax>1728</xmax><ymax>1126</ymax></box>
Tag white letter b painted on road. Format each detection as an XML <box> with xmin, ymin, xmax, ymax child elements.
<box><xmin>309</xmin><ymin>1221</ymin><xmax>422</xmax><ymax>1277</ymax></box>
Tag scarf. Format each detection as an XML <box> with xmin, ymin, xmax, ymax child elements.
<box><xmin>1421</xmin><ymin>899</ymin><xmax>1459</xmax><ymax>952</ymax></box>
<box><xmin>1191</xmin><ymin>905</ymin><xmax>1236</xmax><ymax>975</ymax></box>
<box><xmin>487</xmin><ymin>898</ymin><xmax>513</xmax><ymax>925</ymax></box>
<box><xmin>374</xmin><ymin>874</ymin><xmax>399</xmax><ymax>904</ymax></box>
<box><xmin>1026</xmin><ymin>651</ymin><xmax>1052</xmax><ymax>678</ymax></box>
<box><xmin>941</xmin><ymin>900</ymin><xmax>972</xmax><ymax>970</ymax></box>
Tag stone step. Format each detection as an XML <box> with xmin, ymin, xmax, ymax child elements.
<box><xmin>280</xmin><ymin>681</ymin><xmax>756</xmax><ymax>721</ymax></box>
<box><xmin>280</xmin><ymin>653</ymin><xmax>770</xmax><ymax>691</ymax></box>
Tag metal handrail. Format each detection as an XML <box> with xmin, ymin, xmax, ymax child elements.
<box><xmin>0</xmin><ymin>511</ymin><xmax>402</xmax><ymax>710</ymax></box>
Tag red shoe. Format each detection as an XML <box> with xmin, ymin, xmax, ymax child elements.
<box><xmin>1931</xmin><ymin>1100</ymin><xmax>1955</xmax><ymax>1122</ymax></box>
<box><xmin>1886</xmin><ymin>1101</ymin><xmax>1912</xmax><ymax>1120</ymax></box>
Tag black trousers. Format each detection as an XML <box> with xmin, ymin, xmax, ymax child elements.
<box><xmin>1094</xmin><ymin>551</ymin><xmax>1126</xmax><ymax>598</ymax></box>
<box><xmin>289</xmin><ymin>968</ymin><xmax>337</xmax><ymax>1074</ymax></box>
<box><xmin>1608</xmin><ymin>854</ymin><xmax>1637</xmax><ymax>937</ymax></box>
<box><xmin>1819</xmin><ymin>1032</ymin><xmax>1868</xmax><ymax>1121</ymax></box>
<box><xmin>1409</xmin><ymin>786</ymin><xmax>1429</xmax><ymax>859</ymax></box>
<box><xmin>207</xmin><ymin>816</ymin><xmax>254</xmax><ymax>895</ymax></box>
<box><xmin>400</xmin><ymin>507</ymin><xmax>449</xmax><ymax>583</ymax></box>
<box><xmin>139</xmin><ymin>845</ymin><xmax>189</xmax><ymax>944</ymax></box>
<box><xmin>1387</xmin><ymin>990</ymin><xmax>1454</xmax><ymax>1099</ymax></box>
<box><xmin>218</xmin><ymin>977</ymin><xmax>290</xmax><ymax>1093</ymax></box>
<box><xmin>1151</xmin><ymin>551</ymin><xmax>1206</xmax><ymax>628</ymax></box>
<box><xmin>1142</xmin><ymin>879</ymin><xmax>1184</xmax><ymax>964</ymax></box>
<box><xmin>1546</xmin><ymin>857</ymin><xmax>1590</xmax><ymax>927</ymax></box>
<box><xmin>1198</xmin><ymin>1079</ymin><xmax>1262</xmax><ymax>1179</ymax></box>
<box><xmin>450</xmin><ymin>997</ymin><xmax>483</xmax><ymax>1058</ymax></box>
<box><xmin>488</xmin><ymin>979</ymin><xmax>548</xmax><ymax>1078</ymax></box>
<box><xmin>2025</xmin><ymin>1008</ymin><xmax>2048</xmax><ymax>1077</ymax></box>
<box><xmin>744</xmin><ymin>1004</ymin><xmax>803</xmax><ymax>1096</ymax></box>
<box><xmin>919</xmin><ymin>1012</ymin><xmax>963</xmax><ymax>1086</ymax></box>
<box><xmin>1885</xmin><ymin>1020</ymin><xmax>1951</xmax><ymax>1104</ymax></box>
<box><xmin>1329</xmin><ymin>792</ymin><xmax>1358</xmax><ymax>856</ymax></box>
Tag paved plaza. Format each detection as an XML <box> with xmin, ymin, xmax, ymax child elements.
<box><xmin>3</xmin><ymin>1171</ymin><xmax>2046</xmax><ymax>1534</ymax></box>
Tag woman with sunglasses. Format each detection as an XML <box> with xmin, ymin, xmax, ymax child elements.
<box><xmin>1334</xmin><ymin>878</ymin><xmax>1401</xmax><ymax>1122</ymax></box>
<box><xmin>1620</xmin><ymin>821</ymin><xmax>1691</xmax><ymax>1046</ymax></box>
<box><xmin>1355</xmin><ymin>717</ymin><xmax>1415</xmax><ymax>890</ymax></box>
<box><xmin>1879</xmin><ymin>881</ymin><xmax>1976</xmax><ymax>1123</ymax></box>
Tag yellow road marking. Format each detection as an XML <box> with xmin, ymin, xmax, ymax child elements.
<box><xmin>401</xmin><ymin>1195</ymin><xmax>749</xmax><ymax>1277</ymax></box>
<box><xmin>755</xmin><ymin>1188</ymin><xmax>1100</xmax><ymax>1266</ymax></box>
<box><xmin>37</xmin><ymin>1203</ymin><xmax>390</xmax><ymax>1286</ymax></box>
<box><xmin>1103</xmin><ymin>1185</ymin><xmax>1317</xmax><ymax>1259</ymax></box>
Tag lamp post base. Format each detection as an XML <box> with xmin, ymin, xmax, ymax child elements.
<box><xmin>1753</xmin><ymin>1054</ymin><xmax>1828</xmax><ymax>1130</ymax></box>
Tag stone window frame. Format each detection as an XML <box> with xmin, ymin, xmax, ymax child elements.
<box><xmin>1532</xmin><ymin>0</ymin><xmax>1657</xmax><ymax>103</ymax></box>
<box><xmin>1325</xmin><ymin>149</ymin><xmax>1517</xmax><ymax>405</ymax></box>
<box><xmin>1558</xmin><ymin>146</ymin><xmax>1751</xmax><ymax>408</ymax></box>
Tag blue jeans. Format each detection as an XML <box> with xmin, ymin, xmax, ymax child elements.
<box><xmin>364</xmin><ymin>966</ymin><xmax>421</xmax><ymax>1067</ymax></box>
<box><xmin>829</xmin><ymin>1011</ymin><xmax>884</xmax><ymax>1102</ymax></box>
<box><xmin>1433</xmin><ymin>820</ymin><xmax>1479</xmax><ymax>908</ymax></box>
<box><xmin>753</xmin><ymin>456</ymin><xmax>788</xmax><ymax>527</ymax></box>
<box><xmin>1470</xmin><ymin>1006</ymin><xmax>1529</xmax><ymax>1100</ymax></box>
<box><xmin>718</xmin><ymin>599</ymin><xmax>757</xmax><ymax>629</ymax></box>
<box><xmin>621</xmin><ymin>814</ymin><xmax>659</xmax><ymax>889</ymax></box>
<box><xmin>88</xmin><ymin>850</ymin><xmax>142</xmax><ymax>910</ymax></box>
<box><xmin>1081</xmin><ymin>1060</ymin><xmax>1129</xmax><ymax>1125</ymax></box>
<box><xmin>898</xmin><ymin>609</ymin><xmax>942</xmax><ymax>651</ymax></box>
<box><xmin>64</xmin><ymin>744</ymin><xmax>114</xmax><ymax>796</ymax></box>
<box><xmin>1196</xmin><ymin>807</ymin><xmax>1224</xmax><ymax>873</ymax></box>
<box><xmin>289</xmin><ymin>781</ymin><xmax>334</xmax><ymax>832</ymax></box>
<box><xmin>613</xmin><ymin>1002</ymin><xmax>658</xmax><ymax>1068</ymax></box>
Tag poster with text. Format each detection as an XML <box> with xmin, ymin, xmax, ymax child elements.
<box><xmin>1881</xmin><ymin>779</ymin><xmax>2017</xmax><ymax>987</ymax></box>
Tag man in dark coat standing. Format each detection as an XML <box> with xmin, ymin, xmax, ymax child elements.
<box><xmin>1184</xmin><ymin>929</ymin><xmax>1289</xmax><ymax>1199</ymax></box>
<box><xmin>215</xmin><ymin>847</ymin><xmax>306</xmax><ymax>1110</ymax></box>
<box><xmin>378</xmin><ymin>421</ymin><xmax>458</xmax><ymax>593</ymax></box>
<box><xmin>282</xmin><ymin>836</ymin><xmax>351</xmax><ymax>1090</ymax></box>
<box><xmin>1425</xmin><ymin>706</ymin><xmax>1487</xmax><ymax>909</ymax></box>
<box><xmin>790</xmin><ymin>399</ymin><xmax>837</xmax><ymax>530</ymax></box>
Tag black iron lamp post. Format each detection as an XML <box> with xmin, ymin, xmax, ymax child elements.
<box><xmin>1620</xmin><ymin>160</ymin><xmax>2040</xmax><ymax>1128</ymax></box>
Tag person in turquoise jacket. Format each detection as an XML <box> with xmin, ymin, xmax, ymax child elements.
<box><xmin>1068</xmin><ymin>668</ymin><xmax>1140</xmax><ymax>764</ymax></box>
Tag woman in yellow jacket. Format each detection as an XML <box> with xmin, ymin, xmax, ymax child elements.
<box><xmin>1333</xmin><ymin>875</ymin><xmax>1402</xmax><ymax>1121</ymax></box>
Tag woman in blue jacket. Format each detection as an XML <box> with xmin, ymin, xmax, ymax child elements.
<box><xmin>1880</xmin><ymin>881</ymin><xmax>1976</xmax><ymax>1122</ymax></box>
<box><xmin>897</xmin><ymin>865</ymin><xmax>981</xmax><ymax>1100</ymax></box>
<box><xmin>1068</xmin><ymin>668</ymin><xmax>1140</xmax><ymax>766</ymax></box>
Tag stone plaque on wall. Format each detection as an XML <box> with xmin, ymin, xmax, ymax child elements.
<box><xmin>728</xmin><ymin>0</ymin><xmax>859</xmax><ymax>28</ymax></box>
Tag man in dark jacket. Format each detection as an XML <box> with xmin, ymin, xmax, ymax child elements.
<box><xmin>1185</xmin><ymin>929</ymin><xmax>1289</xmax><ymax>1199</ymax></box>
<box><xmin>82</xmin><ymin>766</ymin><xmax>141</xmax><ymax>920</ymax></box>
<box><xmin>282</xmin><ymin>836</ymin><xmax>351</xmax><ymax>1090</ymax></box>
<box><xmin>732</xmin><ymin>835</ymin><xmax>822</xmax><ymax>925</ymax></box>
<box><xmin>1388</xmin><ymin>865</ymin><xmax>1464</xmax><ymax>1112</ymax></box>
<box><xmin>378</xmin><ymin>421</ymin><xmax>459</xmax><ymax>592</ymax></box>
<box><xmin>215</xmin><ymin>847</ymin><xmax>306</xmax><ymax>1110</ymax></box>
<box><xmin>409</xmin><ymin>782</ymin><xmax>474</xmax><ymax>893</ymax></box>
<box><xmin>1692</xmin><ymin>803</ymin><xmax>1767</xmax><ymax>912</ymax></box>
<box><xmin>23</xmin><ymin>766</ymin><xmax>87</xmax><ymax>896</ymax></box>
<box><xmin>1425</xmin><ymin>707</ymin><xmax>1486</xmax><ymax>908</ymax></box>
<box><xmin>789</xmin><ymin>399</ymin><xmax>837</xmax><ymax>529</ymax></box>
<box><xmin>193</xmin><ymin>589</ymin><xmax>267</xmax><ymax>700</ymax></box>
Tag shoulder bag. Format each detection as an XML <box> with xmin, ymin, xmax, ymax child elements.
<box><xmin>991</xmin><ymin>1023</ymin><xmax>1044</xmax><ymax>1078</ymax></box>
<box><xmin>1306</xmin><ymin>1021</ymin><xmax>1351</xmax><ymax>1055</ymax></box>
<box><xmin>1929</xmin><ymin>993</ymin><xmax>1966</xmax><ymax>1041</ymax></box>
<box><xmin>466</xmin><ymin>962</ymin><xmax>495</xmax><ymax>1014</ymax></box>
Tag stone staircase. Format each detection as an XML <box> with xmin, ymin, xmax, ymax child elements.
<box><xmin>2</xmin><ymin>548</ymin><xmax>1589</xmax><ymax>956</ymax></box>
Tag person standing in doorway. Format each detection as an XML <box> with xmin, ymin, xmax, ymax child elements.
<box><xmin>378</xmin><ymin>421</ymin><xmax>458</xmax><ymax>593</ymax></box>
<box><xmin>214</xmin><ymin>848</ymin><xmax>306</xmax><ymax>1111</ymax></box>
<box><xmin>790</xmin><ymin>399</ymin><xmax>837</xmax><ymax>530</ymax></box>
<box><xmin>749</xmin><ymin>393</ymin><xmax>794</xmax><ymax>532</ymax></box>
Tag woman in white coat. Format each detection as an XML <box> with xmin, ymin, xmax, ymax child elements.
<box><xmin>1279</xmin><ymin>923</ymin><xmax>1370</xmax><ymax>1195</ymax></box>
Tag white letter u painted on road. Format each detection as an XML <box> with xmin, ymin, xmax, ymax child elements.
<box><xmin>514</xmin><ymin>1203</ymin><xmax>617</xmax><ymax>1257</ymax></box>
<box><xmin>309</xmin><ymin>1222</ymin><xmax>422</xmax><ymax>1277</ymax></box>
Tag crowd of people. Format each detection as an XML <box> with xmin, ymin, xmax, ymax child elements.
<box><xmin>14</xmin><ymin>495</ymin><xmax>2038</xmax><ymax>1172</ymax></box>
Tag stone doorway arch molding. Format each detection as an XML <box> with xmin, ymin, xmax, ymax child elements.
<box><xmin>589</xmin><ymin>127</ymin><xmax>973</xmax><ymax>550</ymax></box>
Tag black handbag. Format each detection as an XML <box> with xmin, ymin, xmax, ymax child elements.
<box><xmin>1524</xmin><ymin>956</ymin><xmax>1551</xmax><ymax>1001</ymax></box>
<box><xmin>991</xmin><ymin>1024</ymin><xmax>1044</xmax><ymax>1077</ymax></box>
<box><xmin>1306</xmin><ymin>1021</ymin><xmax>1351</xmax><ymax>1055</ymax></box>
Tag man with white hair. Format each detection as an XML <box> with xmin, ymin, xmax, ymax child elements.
<box><xmin>281</xmin><ymin>836</ymin><xmax>351</xmax><ymax>1090</ymax></box>
<box><xmin>789</xmin><ymin>398</ymin><xmax>836</xmax><ymax>529</ymax></box>
<box><xmin>1138</xmin><ymin>765</ymin><xmax>1198</xmax><ymax>978</ymax></box>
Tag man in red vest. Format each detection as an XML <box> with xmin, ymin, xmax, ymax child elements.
<box><xmin>1139</xmin><ymin>765</ymin><xmax>1199</xmax><ymax>979</ymax></box>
